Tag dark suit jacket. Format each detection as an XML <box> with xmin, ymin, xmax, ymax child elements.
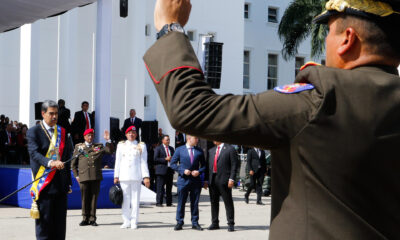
<box><xmin>57</xmin><ymin>106</ymin><xmax>71</xmax><ymax>133</ymax></box>
<box><xmin>71</xmin><ymin>111</ymin><xmax>94</xmax><ymax>137</ymax></box>
<box><xmin>27</xmin><ymin>124</ymin><xmax>72</xmax><ymax>195</ymax></box>
<box><xmin>247</xmin><ymin>148</ymin><xmax>267</xmax><ymax>174</ymax></box>
<box><xmin>153</xmin><ymin>144</ymin><xmax>175</xmax><ymax>175</ymax></box>
<box><xmin>0</xmin><ymin>130</ymin><xmax>16</xmax><ymax>148</ymax></box>
<box><xmin>170</xmin><ymin>145</ymin><xmax>205</xmax><ymax>186</ymax></box>
<box><xmin>206</xmin><ymin>144</ymin><xmax>237</xmax><ymax>186</ymax></box>
<box><xmin>121</xmin><ymin>117</ymin><xmax>142</xmax><ymax>138</ymax></box>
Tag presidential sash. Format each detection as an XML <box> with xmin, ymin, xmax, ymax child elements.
<box><xmin>30</xmin><ymin>124</ymin><xmax>66</xmax><ymax>201</ymax></box>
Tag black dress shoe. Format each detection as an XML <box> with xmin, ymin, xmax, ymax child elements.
<box><xmin>156</xmin><ymin>204</ymin><xmax>163</xmax><ymax>207</ymax></box>
<box><xmin>256</xmin><ymin>201</ymin><xmax>264</xmax><ymax>205</ymax></box>
<box><xmin>89</xmin><ymin>221</ymin><xmax>98</xmax><ymax>226</ymax></box>
<box><xmin>192</xmin><ymin>224</ymin><xmax>203</xmax><ymax>231</ymax></box>
<box><xmin>79</xmin><ymin>220</ymin><xmax>89</xmax><ymax>226</ymax></box>
<box><xmin>174</xmin><ymin>223</ymin><xmax>183</xmax><ymax>231</ymax></box>
<box><xmin>244</xmin><ymin>194</ymin><xmax>249</xmax><ymax>204</ymax></box>
<box><xmin>228</xmin><ymin>225</ymin><xmax>235</xmax><ymax>232</ymax></box>
<box><xmin>207</xmin><ymin>224</ymin><xmax>220</xmax><ymax>230</ymax></box>
<box><xmin>166</xmin><ymin>204</ymin><xmax>174</xmax><ymax>207</ymax></box>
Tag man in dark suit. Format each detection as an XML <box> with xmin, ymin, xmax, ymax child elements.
<box><xmin>0</xmin><ymin>123</ymin><xmax>17</xmax><ymax>164</ymax></box>
<box><xmin>175</xmin><ymin>131</ymin><xmax>185</xmax><ymax>148</ymax></box>
<box><xmin>121</xmin><ymin>109</ymin><xmax>142</xmax><ymax>141</ymax></box>
<box><xmin>170</xmin><ymin>135</ymin><xmax>206</xmax><ymax>231</ymax></box>
<box><xmin>245</xmin><ymin>148</ymin><xmax>267</xmax><ymax>205</ymax></box>
<box><xmin>205</xmin><ymin>141</ymin><xmax>237</xmax><ymax>232</ymax></box>
<box><xmin>57</xmin><ymin>99</ymin><xmax>71</xmax><ymax>134</ymax></box>
<box><xmin>153</xmin><ymin>134</ymin><xmax>175</xmax><ymax>206</ymax></box>
<box><xmin>27</xmin><ymin>100</ymin><xmax>73</xmax><ymax>240</ymax></box>
<box><xmin>71</xmin><ymin>101</ymin><xmax>93</xmax><ymax>144</ymax></box>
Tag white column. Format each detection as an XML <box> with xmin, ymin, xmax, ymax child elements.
<box><xmin>94</xmin><ymin>0</ymin><xmax>112</xmax><ymax>143</ymax></box>
<box><xmin>19</xmin><ymin>24</ymin><xmax>31</xmax><ymax>125</ymax></box>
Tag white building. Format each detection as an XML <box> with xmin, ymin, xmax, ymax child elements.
<box><xmin>0</xmin><ymin>0</ymin><xmax>327</xmax><ymax>139</ymax></box>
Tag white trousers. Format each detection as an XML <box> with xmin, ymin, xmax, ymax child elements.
<box><xmin>120</xmin><ymin>180</ymin><xmax>142</xmax><ymax>225</ymax></box>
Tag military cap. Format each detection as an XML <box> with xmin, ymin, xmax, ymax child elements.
<box><xmin>125</xmin><ymin>125</ymin><xmax>136</xmax><ymax>134</ymax></box>
<box><xmin>313</xmin><ymin>0</ymin><xmax>400</xmax><ymax>24</ymax></box>
<box><xmin>83</xmin><ymin>128</ymin><xmax>94</xmax><ymax>136</ymax></box>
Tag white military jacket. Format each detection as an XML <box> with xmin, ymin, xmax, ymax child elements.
<box><xmin>114</xmin><ymin>140</ymin><xmax>149</xmax><ymax>181</ymax></box>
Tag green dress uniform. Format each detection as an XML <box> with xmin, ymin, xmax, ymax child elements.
<box><xmin>143</xmin><ymin>25</ymin><xmax>400</xmax><ymax>240</ymax></box>
<box><xmin>72</xmin><ymin>142</ymin><xmax>113</xmax><ymax>223</ymax></box>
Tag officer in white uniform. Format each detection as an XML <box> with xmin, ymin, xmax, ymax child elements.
<box><xmin>114</xmin><ymin>126</ymin><xmax>150</xmax><ymax>229</ymax></box>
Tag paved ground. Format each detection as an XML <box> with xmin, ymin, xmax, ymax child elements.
<box><xmin>0</xmin><ymin>186</ymin><xmax>270</xmax><ymax>240</ymax></box>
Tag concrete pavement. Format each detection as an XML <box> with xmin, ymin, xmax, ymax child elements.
<box><xmin>0</xmin><ymin>186</ymin><xmax>270</xmax><ymax>240</ymax></box>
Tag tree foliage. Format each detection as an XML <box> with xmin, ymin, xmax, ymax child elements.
<box><xmin>278</xmin><ymin>0</ymin><xmax>328</xmax><ymax>60</ymax></box>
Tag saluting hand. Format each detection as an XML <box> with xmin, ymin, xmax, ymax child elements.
<box><xmin>104</xmin><ymin>130</ymin><xmax>110</xmax><ymax>141</ymax></box>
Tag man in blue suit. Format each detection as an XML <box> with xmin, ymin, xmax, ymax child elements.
<box><xmin>170</xmin><ymin>134</ymin><xmax>206</xmax><ymax>231</ymax></box>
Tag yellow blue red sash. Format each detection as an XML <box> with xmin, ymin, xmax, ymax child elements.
<box><xmin>30</xmin><ymin>125</ymin><xmax>66</xmax><ymax>201</ymax></box>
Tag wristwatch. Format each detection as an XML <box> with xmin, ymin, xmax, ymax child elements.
<box><xmin>157</xmin><ymin>23</ymin><xmax>185</xmax><ymax>40</ymax></box>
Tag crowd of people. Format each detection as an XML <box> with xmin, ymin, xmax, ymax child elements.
<box><xmin>26</xmin><ymin>100</ymin><xmax>270</xmax><ymax>239</ymax></box>
<box><xmin>0</xmin><ymin>114</ymin><xmax>29</xmax><ymax>165</ymax></box>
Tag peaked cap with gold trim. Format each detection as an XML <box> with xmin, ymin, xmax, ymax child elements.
<box><xmin>313</xmin><ymin>0</ymin><xmax>400</xmax><ymax>24</ymax></box>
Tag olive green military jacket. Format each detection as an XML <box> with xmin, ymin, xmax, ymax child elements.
<box><xmin>71</xmin><ymin>143</ymin><xmax>113</xmax><ymax>183</ymax></box>
<box><xmin>144</xmin><ymin>32</ymin><xmax>400</xmax><ymax>240</ymax></box>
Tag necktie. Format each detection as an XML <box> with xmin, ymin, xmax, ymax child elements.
<box><xmin>213</xmin><ymin>146</ymin><xmax>220</xmax><ymax>173</ymax></box>
<box><xmin>165</xmin><ymin>146</ymin><xmax>170</xmax><ymax>157</ymax></box>
<box><xmin>190</xmin><ymin>147</ymin><xmax>194</xmax><ymax>164</ymax></box>
<box><xmin>7</xmin><ymin>132</ymin><xmax>11</xmax><ymax>144</ymax></box>
<box><xmin>131</xmin><ymin>118</ymin><xmax>133</xmax><ymax>123</ymax></box>
<box><xmin>49</xmin><ymin>128</ymin><xmax>54</xmax><ymax>137</ymax></box>
<box><xmin>85</xmin><ymin>112</ymin><xmax>89</xmax><ymax>129</ymax></box>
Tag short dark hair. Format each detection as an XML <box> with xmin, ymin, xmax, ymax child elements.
<box><xmin>335</xmin><ymin>14</ymin><xmax>400</xmax><ymax>60</ymax></box>
<box><xmin>41</xmin><ymin>100</ymin><xmax>58</xmax><ymax>113</ymax></box>
<box><xmin>58</xmin><ymin>99</ymin><xmax>65</xmax><ymax>105</ymax></box>
<box><xmin>81</xmin><ymin>101</ymin><xmax>89</xmax><ymax>107</ymax></box>
<box><xmin>162</xmin><ymin>134</ymin><xmax>170</xmax><ymax>140</ymax></box>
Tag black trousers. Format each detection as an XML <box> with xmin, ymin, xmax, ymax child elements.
<box><xmin>245</xmin><ymin>170</ymin><xmax>265</xmax><ymax>201</ymax></box>
<box><xmin>156</xmin><ymin>168</ymin><xmax>174</xmax><ymax>205</ymax></box>
<box><xmin>209</xmin><ymin>174</ymin><xmax>235</xmax><ymax>226</ymax></box>
<box><xmin>80</xmin><ymin>180</ymin><xmax>101</xmax><ymax>221</ymax></box>
<box><xmin>36</xmin><ymin>192</ymin><xmax>68</xmax><ymax>240</ymax></box>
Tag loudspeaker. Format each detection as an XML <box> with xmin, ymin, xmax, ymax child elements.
<box><xmin>141</xmin><ymin>121</ymin><xmax>158</xmax><ymax>144</ymax></box>
<box><xmin>120</xmin><ymin>0</ymin><xmax>128</xmax><ymax>18</ymax></box>
<box><xmin>110</xmin><ymin>117</ymin><xmax>123</xmax><ymax>143</ymax></box>
<box><xmin>34</xmin><ymin>102</ymin><xmax>43</xmax><ymax>120</ymax></box>
<box><xmin>204</xmin><ymin>42</ymin><xmax>223</xmax><ymax>89</ymax></box>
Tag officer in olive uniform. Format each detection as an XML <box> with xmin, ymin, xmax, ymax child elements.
<box><xmin>72</xmin><ymin>129</ymin><xmax>114</xmax><ymax>226</ymax></box>
<box><xmin>144</xmin><ymin>0</ymin><xmax>400</xmax><ymax>239</ymax></box>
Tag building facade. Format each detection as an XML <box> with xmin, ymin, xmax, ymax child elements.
<box><xmin>0</xmin><ymin>0</ymin><xmax>368</xmax><ymax>139</ymax></box>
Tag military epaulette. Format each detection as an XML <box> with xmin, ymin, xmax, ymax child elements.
<box><xmin>76</xmin><ymin>143</ymin><xmax>85</xmax><ymax>148</ymax></box>
<box><xmin>118</xmin><ymin>140</ymin><xmax>126</xmax><ymax>145</ymax></box>
<box><xmin>139</xmin><ymin>141</ymin><xmax>145</xmax><ymax>145</ymax></box>
<box><xmin>300</xmin><ymin>61</ymin><xmax>321</xmax><ymax>71</ymax></box>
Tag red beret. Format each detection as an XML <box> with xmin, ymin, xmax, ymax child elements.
<box><xmin>83</xmin><ymin>129</ymin><xmax>94</xmax><ymax>136</ymax></box>
<box><xmin>125</xmin><ymin>126</ymin><xmax>136</xmax><ymax>134</ymax></box>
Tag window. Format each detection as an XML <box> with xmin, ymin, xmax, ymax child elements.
<box><xmin>321</xmin><ymin>59</ymin><xmax>326</xmax><ymax>65</ymax></box>
<box><xmin>268</xmin><ymin>7</ymin><xmax>278</xmax><ymax>23</ymax></box>
<box><xmin>243</xmin><ymin>51</ymin><xmax>250</xmax><ymax>89</ymax></box>
<box><xmin>144</xmin><ymin>95</ymin><xmax>149</xmax><ymax>107</ymax></box>
<box><xmin>268</xmin><ymin>54</ymin><xmax>278</xmax><ymax>89</ymax></box>
<box><xmin>145</xmin><ymin>24</ymin><xmax>151</xmax><ymax>36</ymax></box>
<box><xmin>187</xmin><ymin>30</ymin><xmax>195</xmax><ymax>41</ymax></box>
<box><xmin>295</xmin><ymin>57</ymin><xmax>305</xmax><ymax>77</ymax></box>
<box><xmin>244</xmin><ymin>3</ymin><xmax>250</xmax><ymax>19</ymax></box>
